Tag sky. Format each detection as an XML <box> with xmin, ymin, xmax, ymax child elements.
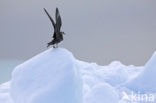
<box><xmin>0</xmin><ymin>0</ymin><xmax>156</xmax><ymax>66</ymax></box>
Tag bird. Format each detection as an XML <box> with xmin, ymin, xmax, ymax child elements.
<box><xmin>44</xmin><ymin>8</ymin><xmax>65</xmax><ymax>48</ymax></box>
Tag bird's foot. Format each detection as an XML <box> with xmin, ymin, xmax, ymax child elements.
<box><xmin>53</xmin><ymin>45</ymin><xmax>56</xmax><ymax>48</ymax></box>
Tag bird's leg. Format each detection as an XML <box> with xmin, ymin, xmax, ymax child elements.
<box><xmin>53</xmin><ymin>44</ymin><xmax>55</xmax><ymax>48</ymax></box>
<box><xmin>56</xmin><ymin>43</ymin><xmax>58</xmax><ymax>48</ymax></box>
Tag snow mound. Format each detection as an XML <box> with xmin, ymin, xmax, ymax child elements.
<box><xmin>0</xmin><ymin>48</ymin><xmax>156</xmax><ymax>103</ymax></box>
<box><xmin>10</xmin><ymin>48</ymin><xmax>82</xmax><ymax>103</ymax></box>
<box><xmin>125</xmin><ymin>51</ymin><xmax>156</xmax><ymax>93</ymax></box>
<box><xmin>84</xmin><ymin>83</ymin><xmax>119</xmax><ymax>103</ymax></box>
<box><xmin>0</xmin><ymin>82</ymin><xmax>13</xmax><ymax>103</ymax></box>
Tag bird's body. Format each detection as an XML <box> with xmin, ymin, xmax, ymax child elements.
<box><xmin>47</xmin><ymin>32</ymin><xmax>64</xmax><ymax>48</ymax></box>
<box><xmin>44</xmin><ymin>8</ymin><xmax>65</xmax><ymax>48</ymax></box>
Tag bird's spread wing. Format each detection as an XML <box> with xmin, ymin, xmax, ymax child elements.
<box><xmin>44</xmin><ymin>8</ymin><xmax>55</xmax><ymax>28</ymax></box>
<box><xmin>55</xmin><ymin>8</ymin><xmax>62</xmax><ymax>32</ymax></box>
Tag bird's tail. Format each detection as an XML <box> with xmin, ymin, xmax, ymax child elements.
<box><xmin>47</xmin><ymin>40</ymin><xmax>55</xmax><ymax>48</ymax></box>
<box><xmin>47</xmin><ymin>43</ymin><xmax>50</xmax><ymax>48</ymax></box>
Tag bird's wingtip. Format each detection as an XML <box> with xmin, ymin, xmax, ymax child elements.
<box><xmin>56</xmin><ymin>7</ymin><xmax>59</xmax><ymax>11</ymax></box>
<box><xmin>43</xmin><ymin>8</ymin><xmax>46</xmax><ymax>11</ymax></box>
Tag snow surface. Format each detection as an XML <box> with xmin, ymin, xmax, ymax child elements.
<box><xmin>125</xmin><ymin>51</ymin><xmax>156</xmax><ymax>93</ymax></box>
<box><xmin>0</xmin><ymin>48</ymin><xmax>156</xmax><ymax>103</ymax></box>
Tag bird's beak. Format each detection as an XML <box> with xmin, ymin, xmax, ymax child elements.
<box><xmin>63</xmin><ymin>33</ymin><xmax>66</xmax><ymax>35</ymax></box>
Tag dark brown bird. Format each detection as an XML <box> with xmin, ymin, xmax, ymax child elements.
<box><xmin>44</xmin><ymin>8</ymin><xmax>65</xmax><ymax>48</ymax></box>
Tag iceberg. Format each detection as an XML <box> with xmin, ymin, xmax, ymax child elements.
<box><xmin>0</xmin><ymin>48</ymin><xmax>156</xmax><ymax>103</ymax></box>
<box><xmin>125</xmin><ymin>51</ymin><xmax>156</xmax><ymax>93</ymax></box>
<box><xmin>10</xmin><ymin>48</ymin><xmax>82</xmax><ymax>103</ymax></box>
